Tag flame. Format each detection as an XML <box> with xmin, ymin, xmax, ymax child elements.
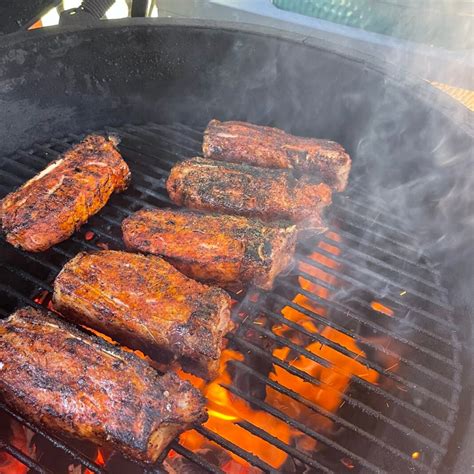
<box><xmin>179</xmin><ymin>350</ymin><xmax>291</xmax><ymax>469</ymax></box>
<box><xmin>84</xmin><ymin>448</ymin><xmax>108</xmax><ymax>474</ymax></box>
<box><xmin>268</xmin><ymin>232</ymin><xmax>380</xmax><ymax>456</ymax></box>
<box><xmin>370</xmin><ymin>301</ymin><xmax>394</xmax><ymax>317</ymax></box>
<box><xmin>0</xmin><ymin>421</ymin><xmax>32</xmax><ymax>474</ymax></box>
<box><xmin>95</xmin><ymin>449</ymin><xmax>105</xmax><ymax>465</ymax></box>
<box><xmin>178</xmin><ymin>231</ymin><xmax>388</xmax><ymax>470</ymax></box>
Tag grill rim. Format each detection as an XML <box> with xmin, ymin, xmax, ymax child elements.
<box><xmin>0</xmin><ymin>18</ymin><xmax>472</xmax><ymax>146</ymax></box>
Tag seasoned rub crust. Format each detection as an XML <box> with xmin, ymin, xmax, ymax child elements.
<box><xmin>0</xmin><ymin>307</ymin><xmax>206</xmax><ymax>464</ymax></box>
<box><xmin>122</xmin><ymin>208</ymin><xmax>297</xmax><ymax>291</ymax></box>
<box><xmin>166</xmin><ymin>157</ymin><xmax>332</xmax><ymax>231</ymax></box>
<box><xmin>53</xmin><ymin>250</ymin><xmax>232</xmax><ymax>380</ymax></box>
<box><xmin>0</xmin><ymin>135</ymin><xmax>130</xmax><ymax>252</ymax></box>
<box><xmin>203</xmin><ymin>120</ymin><xmax>351</xmax><ymax>192</ymax></box>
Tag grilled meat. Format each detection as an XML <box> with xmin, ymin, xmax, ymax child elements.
<box><xmin>0</xmin><ymin>135</ymin><xmax>130</xmax><ymax>252</ymax></box>
<box><xmin>166</xmin><ymin>157</ymin><xmax>332</xmax><ymax>231</ymax></box>
<box><xmin>203</xmin><ymin>120</ymin><xmax>351</xmax><ymax>192</ymax></box>
<box><xmin>122</xmin><ymin>208</ymin><xmax>297</xmax><ymax>292</ymax></box>
<box><xmin>53</xmin><ymin>250</ymin><xmax>232</xmax><ymax>380</ymax></box>
<box><xmin>0</xmin><ymin>307</ymin><xmax>206</xmax><ymax>464</ymax></box>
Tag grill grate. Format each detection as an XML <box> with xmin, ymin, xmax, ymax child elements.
<box><xmin>0</xmin><ymin>123</ymin><xmax>462</xmax><ymax>473</ymax></box>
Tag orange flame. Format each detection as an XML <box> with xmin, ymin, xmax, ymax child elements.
<box><xmin>370</xmin><ymin>301</ymin><xmax>394</xmax><ymax>317</ymax></box>
<box><xmin>0</xmin><ymin>421</ymin><xmax>32</xmax><ymax>474</ymax></box>
<box><xmin>179</xmin><ymin>350</ymin><xmax>291</xmax><ymax>469</ymax></box>
<box><xmin>84</xmin><ymin>448</ymin><xmax>107</xmax><ymax>474</ymax></box>
<box><xmin>178</xmin><ymin>231</ymin><xmax>388</xmax><ymax>470</ymax></box>
<box><xmin>266</xmin><ymin>232</ymin><xmax>380</xmax><ymax>456</ymax></box>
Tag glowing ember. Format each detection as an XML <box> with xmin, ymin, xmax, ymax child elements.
<box><xmin>33</xmin><ymin>290</ymin><xmax>49</xmax><ymax>305</ymax></box>
<box><xmin>179</xmin><ymin>350</ymin><xmax>291</xmax><ymax>469</ymax></box>
<box><xmin>370</xmin><ymin>301</ymin><xmax>394</xmax><ymax>317</ymax></box>
<box><xmin>84</xmin><ymin>448</ymin><xmax>108</xmax><ymax>474</ymax></box>
<box><xmin>0</xmin><ymin>451</ymin><xmax>27</xmax><ymax>474</ymax></box>
<box><xmin>412</xmin><ymin>451</ymin><xmax>421</xmax><ymax>460</ymax></box>
<box><xmin>177</xmin><ymin>230</ymin><xmax>385</xmax><ymax>470</ymax></box>
<box><xmin>84</xmin><ymin>231</ymin><xmax>95</xmax><ymax>241</ymax></box>
<box><xmin>0</xmin><ymin>421</ymin><xmax>33</xmax><ymax>474</ymax></box>
<box><xmin>340</xmin><ymin>457</ymin><xmax>355</xmax><ymax>469</ymax></box>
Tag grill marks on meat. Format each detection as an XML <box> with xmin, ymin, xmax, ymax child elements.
<box><xmin>203</xmin><ymin>120</ymin><xmax>351</xmax><ymax>192</ymax></box>
<box><xmin>166</xmin><ymin>157</ymin><xmax>332</xmax><ymax>231</ymax></box>
<box><xmin>122</xmin><ymin>208</ymin><xmax>297</xmax><ymax>291</ymax></box>
<box><xmin>0</xmin><ymin>307</ymin><xmax>206</xmax><ymax>464</ymax></box>
<box><xmin>52</xmin><ymin>250</ymin><xmax>232</xmax><ymax>380</ymax></box>
<box><xmin>0</xmin><ymin>135</ymin><xmax>130</xmax><ymax>252</ymax></box>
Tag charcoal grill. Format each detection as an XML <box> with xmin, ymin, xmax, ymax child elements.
<box><xmin>0</xmin><ymin>19</ymin><xmax>472</xmax><ymax>474</ymax></box>
<box><xmin>0</xmin><ymin>123</ymin><xmax>464</xmax><ymax>473</ymax></box>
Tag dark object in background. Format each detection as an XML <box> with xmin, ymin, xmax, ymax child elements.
<box><xmin>0</xmin><ymin>0</ymin><xmax>57</xmax><ymax>34</ymax></box>
<box><xmin>60</xmin><ymin>0</ymin><xmax>115</xmax><ymax>26</ymax></box>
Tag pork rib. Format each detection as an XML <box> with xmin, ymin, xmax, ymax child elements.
<box><xmin>53</xmin><ymin>250</ymin><xmax>232</xmax><ymax>380</ymax></box>
<box><xmin>203</xmin><ymin>119</ymin><xmax>351</xmax><ymax>192</ymax></box>
<box><xmin>0</xmin><ymin>135</ymin><xmax>130</xmax><ymax>252</ymax></box>
<box><xmin>122</xmin><ymin>208</ymin><xmax>297</xmax><ymax>291</ymax></box>
<box><xmin>0</xmin><ymin>307</ymin><xmax>206</xmax><ymax>464</ymax></box>
<box><xmin>167</xmin><ymin>157</ymin><xmax>332</xmax><ymax>231</ymax></box>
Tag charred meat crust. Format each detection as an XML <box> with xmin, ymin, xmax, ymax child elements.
<box><xmin>0</xmin><ymin>135</ymin><xmax>130</xmax><ymax>252</ymax></box>
<box><xmin>122</xmin><ymin>208</ymin><xmax>297</xmax><ymax>291</ymax></box>
<box><xmin>203</xmin><ymin>119</ymin><xmax>351</xmax><ymax>192</ymax></box>
<box><xmin>0</xmin><ymin>307</ymin><xmax>207</xmax><ymax>464</ymax></box>
<box><xmin>52</xmin><ymin>250</ymin><xmax>232</xmax><ymax>380</ymax></box>
<box><xmin>166</xmin><ymin>157</ymin><xmax>332</xmax><ymax>231</ymax></box>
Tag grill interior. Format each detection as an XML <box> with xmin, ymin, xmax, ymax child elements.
<box><xmin>0</xmin><ymin>123</ymin><xmax>462</xmax><ymax>473</ymax></box>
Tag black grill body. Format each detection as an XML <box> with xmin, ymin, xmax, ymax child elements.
<box><xmin>0</xmin><ymin>19</ymin><xmax>472</xmax><ymax>474</ymax></box>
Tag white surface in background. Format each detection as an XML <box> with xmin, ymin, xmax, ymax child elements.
<box><xmin>106</xmin><ymin>0</ymin><xmax>130</xmax><ymax>19</ymax></box>
<box><xmin>63</xmin><ymin>0</ymin><xmax>82</xmax><ymax>9</ymax></box>
<box><xmin>41</xmin><ymin>6</ymin><xmax>60</xmax><ymax>26</ymax></box>
<box><xmin>150</xmin><ymin>4</ymin><xmax>159</xmax><ymax>18</ymax></box>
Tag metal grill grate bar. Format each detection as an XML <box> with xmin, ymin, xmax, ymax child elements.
<box><xmin>194</xmin><ymin>425</ymin><xmax>274</xmax><ymax>472</ymax></box>
<box><xmin>229</xmin><ymin>359</ymin><xmax>440</xmax><ymax>463</ymax></box>
<box><xmin>268</xmin><ymin>292</ymin><xmax>460</xmax><ymax>388</ymax></box>
<box><xmin>223</xmin><ymin>383</ymin><xmax>386</xmax><ymax>473</ymax></box>
<box><xmin>275</xmin><ymin>279</ymin><xmax>458</xmax><ymax>362</ymax></box>
<box><xmin>0</xmin><ymin>439</ymin><xmax>51</xmax><ymax>474</ymax></box>
<box><xmin>297</xmin><ymin>256</ymin><xmax>456</xmax><ymax>329</ymax></box>
<box><xmin>317</xmin><ymin>233</ymin><xmax>448</xmax><ymax>295</ymax></box>
<box><xmin>294</xmin><ymin>267</ymin><xmax>459</xmax><ymax>346</ymax></box>
<box><xmin>236</xmin><ymin>419</ymin><xmax>333</xmax><ymax>472</ymax></box>
<box><xmin>257</xmin><ymin>304</ymin><xmax>459</xmax><ymax>405</ymax></box>
<box><xmin>237</xmin><ymin>318</ymin><xmax>455</xmax><ymax>427</ymax></box>
<box><xmin>0</xmin><ymin>403</ymin><xmax>106</xmax><ymax>474</ymax></box>
<box><xmin>169</xmin><ymin>442</ymin><xmax>224</xmax><ymax>474</ymax></box>
<box><xmin>227</xmin><ymin>332</ymin><xmax>448</xmax><ymax>448</ymax></box>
